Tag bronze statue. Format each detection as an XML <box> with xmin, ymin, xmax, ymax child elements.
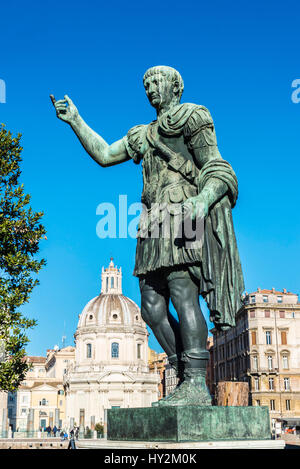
<box><xmin>50</xmin><ymin>66</ymin><xmax>245</xmax><ymax>406</ymax></box>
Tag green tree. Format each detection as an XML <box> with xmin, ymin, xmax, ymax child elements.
<box><xmin>95</xmin><ymin>422</ymin><xmax>104</xmax><ymax>438</ymax></box>
<box><xmin>0</xmin><ymin>124</ymin><xmax>46</xmax><ymax>391</ymax></box>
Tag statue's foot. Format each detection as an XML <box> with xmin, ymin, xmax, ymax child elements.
<box><xmin>153</xmin><ymin>370</ymin><xmax>212</xmax><ymax>407</ymax></box>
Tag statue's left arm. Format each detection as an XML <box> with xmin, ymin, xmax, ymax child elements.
<box><xmin>183</xmin><ymin>107</ymin><xmax>232</xmax><ymax>219</ymax></box>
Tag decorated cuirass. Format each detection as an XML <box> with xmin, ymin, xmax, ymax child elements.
<box><xmin>140</xmin><ymin>122</ymin><xmax>199</xmax><ymax>209</ymax></box>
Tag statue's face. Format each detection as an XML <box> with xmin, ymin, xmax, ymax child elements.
<box><xmin>144</xmin><ymin>73</ymin><xmax>177</xmax><ymax>110</ymax></box>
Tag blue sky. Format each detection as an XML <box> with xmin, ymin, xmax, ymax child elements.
<box><xmin>1</xmin><ymin>0</ymin><xmax>299</xmax><ymax>355</ymax></box>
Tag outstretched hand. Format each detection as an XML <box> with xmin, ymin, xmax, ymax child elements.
<box><xmin>50</xmin><ymin>94</ymin><xmax>79</xmax><ymax>124</ymax></box>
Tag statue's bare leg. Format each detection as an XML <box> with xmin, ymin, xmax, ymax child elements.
<box><xmin>155</xmin><ymin>268</ymin><xmax>212</xmax><ymax>406</ymax></box>
<box><xmin>139</xmin><ymin>275</ymin><xmax>183</xmax><ymax>363</ymax></box>
<box><xmin>167</xmin><ymin>270</ymin><xmax>209</xmax><ymax>368</ymax></box>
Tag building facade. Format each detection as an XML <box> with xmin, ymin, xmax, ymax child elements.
<box><xmin>211</xmin><ymin>288</ymin><xmax>300</xmax><ymax>431</ymax></box>
<box><xmin>148</xmin><ymin>349</ymin><xmax>167</xmax><ymax>400</ymax></box>
<box><xmin>64</xmin><ymin>259</ymin><xmax>159</xmax><ymax>429</ymax></box>
<box><xmin>2</xmin><ymin>347</ymin><xmax>75</xmax><ymax>432</ymax></box>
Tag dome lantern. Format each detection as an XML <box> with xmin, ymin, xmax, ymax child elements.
<box><xmin>101</xmin><ymin>257</ymin><xmax>122</xmax><ymax>295</ymax></box>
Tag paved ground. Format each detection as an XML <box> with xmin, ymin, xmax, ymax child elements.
<box><xmin>0</xmin><ymin>438</ymin><xmax>69</xmax><ymax>449</ymax></box>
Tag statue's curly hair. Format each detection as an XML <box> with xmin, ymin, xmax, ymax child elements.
<box><xmin>143</xmin><ymin>66</ymin><xmax>184</xmax><ymax>99</ymax></box>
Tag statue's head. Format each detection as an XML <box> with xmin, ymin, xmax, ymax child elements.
<box><xmin>143</xmin><ymin>66</ymin><xmax>184</xmax><ymax>111</ymax></box>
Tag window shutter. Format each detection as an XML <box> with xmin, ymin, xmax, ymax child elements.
<box><xmin>281</xmin><ymin>331</ymin><xmax>287</xmax><ymax>345</ymax></box>
<box><xmin>251</xmin><ymin>331</ymin><xmax>257</xmax><ymax>345</ymax></box>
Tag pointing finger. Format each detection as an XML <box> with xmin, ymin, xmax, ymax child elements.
<box><xmin>50</xmin><ymin>94</ymin><xmax>56</xmax><ymax>106</ymax></box>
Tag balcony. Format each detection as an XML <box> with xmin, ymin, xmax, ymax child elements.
<box><xmin>248</xmin><ymin>367</ymin><xmax>279</xmax><ymax>376</ymax></box>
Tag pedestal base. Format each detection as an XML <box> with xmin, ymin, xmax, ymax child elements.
<box><xmin>107</xmin><ymin>406</ymin><xmax>271</xmax><ymax>442</ymax></box>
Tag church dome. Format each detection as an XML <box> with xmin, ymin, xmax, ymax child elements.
<box><xmin>77</xmin><ymin>258</ymin><xmax>145</xmax><ymax>329</ymax></box>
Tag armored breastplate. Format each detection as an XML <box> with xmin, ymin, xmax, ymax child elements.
<box><xmin>141</xmin><ymin>123</ymin><xmax>199</xmax><ymax>208</ymax></box>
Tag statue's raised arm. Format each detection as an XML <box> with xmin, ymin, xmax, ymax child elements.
<box><xmin>50</xmin><ymin>94</ymin><xmax>130</xmax><ymax>167</ymax></box>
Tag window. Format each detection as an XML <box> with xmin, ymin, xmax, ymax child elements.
<box><xmin>137</xmin><ymin>343</ymin><xmax>142</xmax><ymax>359</ymax></box>
<box><xmin>250</xmin><ymin>310</ymin><xmax>255</xmax><ymax>318</ymax></box>
<box><xmin>40</xmin><ymin>398</ymin><xmax>48</xmax><ymax>406</ymax></box>
<box><xmin>111</xmin><ymin>342</ymin><xmax>119</xmax><ymax>358</ymax></box>
<box><xmin>22</xmin><ymin>395</ymin><xmax>27</xmax><ymax>404</ymax></box>
<box><xmin>254</xmin><ymin>377</ymin><xmax>260</xmax><ymax>391</ymax></box>
<box><xmin>269</xmin><ymin>378</ymin><xmax>274</xmax><ymax>391</ymax></box>
<box><xmin>264</xmin><ymin>310</ymin><xmax>270</xmax><ymax>318</ymax></box>
<box><xmin>267</xmin><ymin>355</ymin><xmax>273</xmax><ymax>371</ymax></box>
<box><xmin>250</xmin><ymin>295</ymin><xmax>255</xmax><ymax>304</ymax></box>
<box><xmin>286</xmin><ymin>400</ymin><xmax>291</xmax><ymax>411</ymax></box>
<box><xmin>111</xmin><ymin>277</ymin><xmax>114</xmax><ymax>288</ymax></box>
<box><xmin>263</xmin><ymin>295</ymin><xmax>268</xmax><ymax>303</ymax></box>
<box><xmin>251</xmin><ymin>331</ymin><xmax>257</xmax><ymax>345</ymax></box>
<box><xmin>284</xmin><ymin>378</ymin><xmax>290</xmax><ymax>391</ymax></box>
<box><xmin>86</xmin><ymin>343</ymin><xmax>92</xmax><ymax>358</ymax></box>
<box><xmin>277</xmin><ymin>296</ymin><xmax>283</xmax><ymax>304</ymax></box>
<box><xmin>281</xmin><ymin>331</ymin><xmax>287</xmax><ymax>345</ymax></box>
<box><xmin>279</xmin><ymin>311</ymin><xmax>285</xmax><ymax>319</ymax></box>
<box><xmin>270</xmin><ymin>400</ymin><xmax>275</xmax><ymax>411</ymax></box>
<box><xmin>266</xmin><ymin>331</ymin><xmax>272</xmax><ymax>345</ymax></box>
<box><xmin>253</xmin><ymin>356</ymin><xmax>258</xmax><ymax>371</ymax></box>
<box><xmin>21</xmin><ymin>408</ymin><xmax>27</xmax><ymax>415</ymax></box>
<box><xmin>282</xmin><ymin>355</ymin><xmax>289</xmax><ymax>369</ymax></box>
<box><xmin>256</xmin><ymin>400</ymin><xmax>261</xmax><ymax>406</ymax></box>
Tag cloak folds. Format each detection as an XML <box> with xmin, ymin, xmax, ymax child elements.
<box><xmin>189</xmin><ymin>159</ymin><xmax>245</xmax><ymax>330</ymax></box>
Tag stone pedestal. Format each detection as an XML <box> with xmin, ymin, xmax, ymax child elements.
<box><xmin>107</xmin><ymin>406</ymin><xmax>271</xmax><ymax>442</ymax></box>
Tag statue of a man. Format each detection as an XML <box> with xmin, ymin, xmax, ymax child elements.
<box><xmin>51</xmin><ymin>66</ymin><xmax>245</xmax><ymax>406</ymax></box>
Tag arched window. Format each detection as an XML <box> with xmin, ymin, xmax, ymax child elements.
<box><xmin>267</xmin><ymin>355</ymin><xmax>273</xmax><ymax>371</ymax></box>
<box><xmin>282</xmin><ymin>355</ymin><xmax>289</xmax><ymax>369</ymax></box>
<box><xmin>111</xmin><ymin>342</ymin><xmax>119</xmax><ymax>358</ymax></box>
<box><xmin>86</xmin><ymin>343</ymin><xmax>92</xmax><ymax>358</ymax></box>
<box><xmin>252</xmin><ymin>355</ymin><xmax>258</xmax><ymax>371</ymax></box>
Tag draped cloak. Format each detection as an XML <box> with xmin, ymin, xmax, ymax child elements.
<box><xmin>123</xmin><ymin>103</ymin><xmax>245</xmax><ymax>330</ymax></box>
